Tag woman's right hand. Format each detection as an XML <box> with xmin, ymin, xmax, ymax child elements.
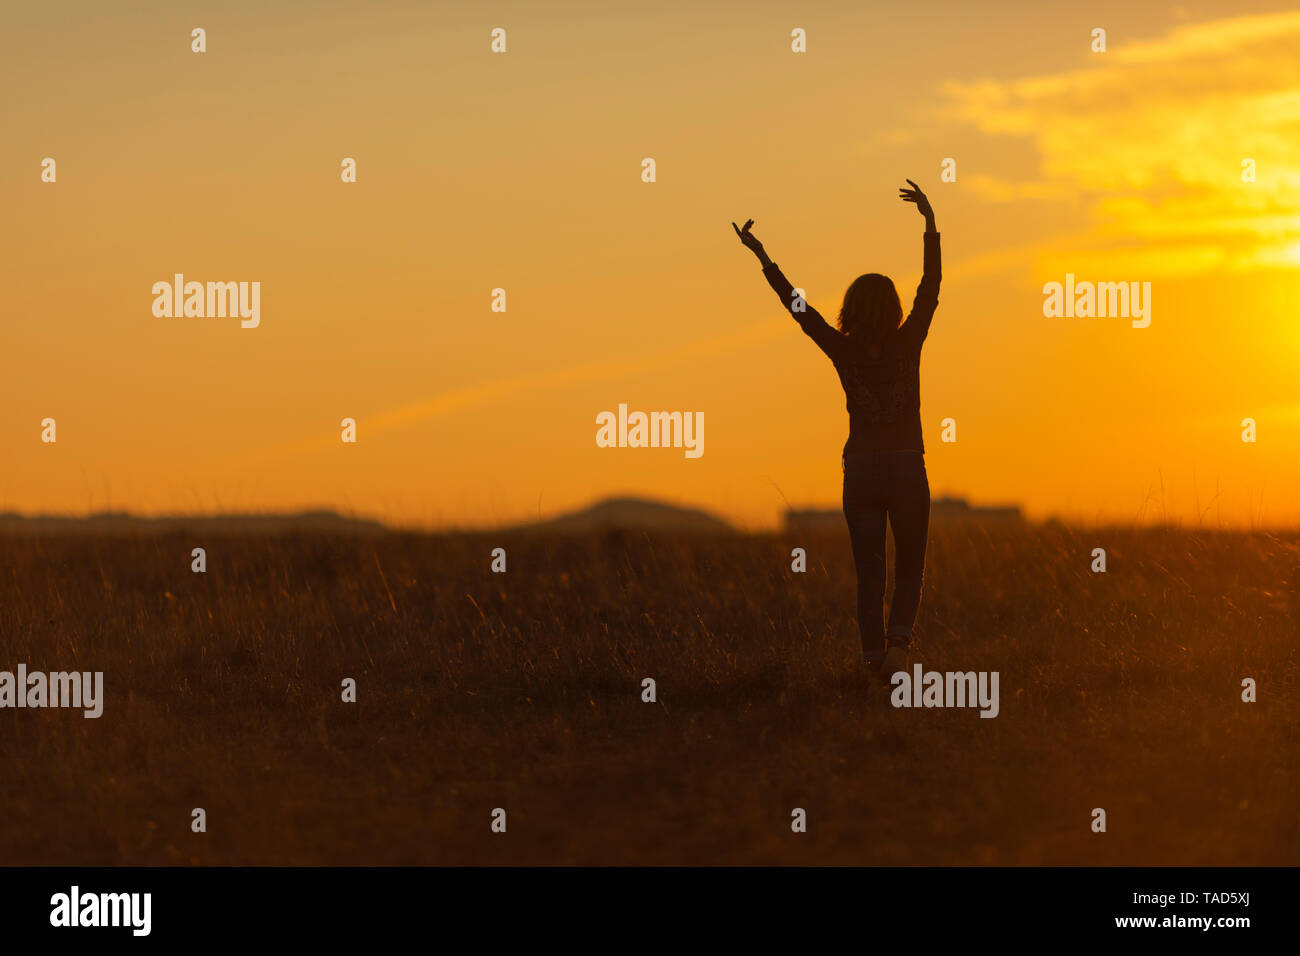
<box><xmin>732</xmin><ymin>219</ymin><xmax>765</xmax><ymax>257</ymax></box>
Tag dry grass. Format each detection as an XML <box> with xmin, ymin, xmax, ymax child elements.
<box><xmin>0</xmin><ymin>522</ymin><xmax>1296</xmax><ymax>865</ymax></box>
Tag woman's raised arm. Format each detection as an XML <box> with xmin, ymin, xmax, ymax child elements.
<box><xmin>732</xmin><ymin>219</ymin><xmax>843</xmax><ymax>357</ymax></box>
<box><xmin>897</xmin><ymin>182</ymin><xmax>941</xmax><ymax>342</ymax></box>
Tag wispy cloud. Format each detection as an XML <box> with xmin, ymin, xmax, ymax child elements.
<box><xmin>235</xmin><ymin>319</ymin><xmax>790</xmax><ymax>463</ymax></box>
<box><xmin>940</xmin><ymin>11</ymin><xmax>1300</xmax><ymax>276</ymax></box>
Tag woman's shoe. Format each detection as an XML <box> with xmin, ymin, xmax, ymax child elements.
<box><xmin>882</xmin><ymin>644</ymin><xmax>908</xmax><ymax>678</ymax></box>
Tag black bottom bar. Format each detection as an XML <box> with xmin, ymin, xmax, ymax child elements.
<box><xmin>0</xmin><ymin>865</ymin><xmax>1276</xmax><ymax>943</ymax></box>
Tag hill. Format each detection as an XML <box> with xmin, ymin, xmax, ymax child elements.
<box><xmin>510</xmin><ymin>496</ymin><xmax>734</xmax><ymax>535</ymax></box>
<box><xmin>0</xmin><ymin>509</ymin><xmax>388</xmax><ymax>536</ymax></box>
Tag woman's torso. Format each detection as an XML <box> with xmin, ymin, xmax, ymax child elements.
<box><xmin>831</xmin><ymin>335</ymin><xmax>924</xmax><ymax>454</ymax></box>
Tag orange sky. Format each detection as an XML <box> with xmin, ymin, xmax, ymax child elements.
<box><xmin>3</xmin><ymin>0</ymin><xmax>1298</xmax><ymax>530</ymax></box>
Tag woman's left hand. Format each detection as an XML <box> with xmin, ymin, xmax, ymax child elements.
<box><xmin>899</xmin><ymin>180</ymin><xmax>934</xmax><ymax>220</ymax></box>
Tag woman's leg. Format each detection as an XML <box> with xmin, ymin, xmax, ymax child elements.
<box><xmin>885</xmin><ymin>453</ymin><xmax>931</xmax><ymax>647</ymax></box>
<box><xmin>843</xmin><ymin>456</ymin><xmax>889</xmax><ymax>663</ymax></box>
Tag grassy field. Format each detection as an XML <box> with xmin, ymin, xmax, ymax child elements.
<box><xmin>0</xmin><ymin>522</ymin><xmax>1295</xmax><ymax>865</ymax></box>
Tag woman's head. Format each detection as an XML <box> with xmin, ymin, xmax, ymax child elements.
<box><xmin>837</xmin><ymin>273</ymin><xmax>903</xmax><ymax>351</ymax></box>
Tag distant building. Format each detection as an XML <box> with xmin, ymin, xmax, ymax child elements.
<box><xmin>784</xmin><ymin>509</ymin><xmax>848</xmax><ymax>534</ymax></box>
<box><xmin>930</xmin><ymin>496</ymin><xmax>1023</xmax><ymax>522</ymax></box>
<box><xmin>785</xmin><ymin>495</ymin><xmax>1022</xmax><ymax>533</ymax></box>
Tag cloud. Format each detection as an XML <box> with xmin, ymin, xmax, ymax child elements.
<box><xmin>940</xmin><ymin>11</ymin><xmax>1300</xmax><ymax>275</ymax></box>
<box><xmin>239</xmin><ymin>318</ymin><xmax>790</xmax><ymax>463</ymax></box>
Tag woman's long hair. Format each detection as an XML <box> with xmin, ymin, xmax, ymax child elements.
<box><xmin>837</xmin><ymin>273</ymin><xmax>903</xmax><ymax>356</ymax></box>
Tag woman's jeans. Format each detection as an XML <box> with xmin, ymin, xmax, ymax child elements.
<box><xmin>842</xmin><ymin>450</ymin><xmax>930</xmax><ymax>663</ymax></box>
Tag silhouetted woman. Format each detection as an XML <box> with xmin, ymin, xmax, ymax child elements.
<box><xmin>733</xmin><ymin>181</ymin><xmax>940</xmax><ymax>675</ymax></box>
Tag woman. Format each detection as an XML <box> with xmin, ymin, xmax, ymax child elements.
<box><xmin>733</xmin><ymin>181</ymin><xmax>940</xmax><ymax>676</ymax></box>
